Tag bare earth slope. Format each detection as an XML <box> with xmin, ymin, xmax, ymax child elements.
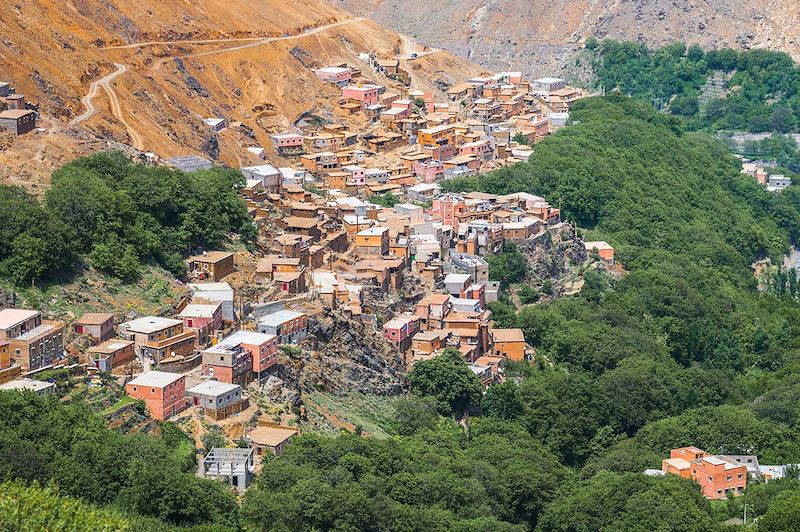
<box><xmin>333</xmin><ymin>0</ymin><xmax>800</xmax><ymax>78</ymax></box>
<box><xmin>0</xmin><ymin>0</ymin><xmax>484</xmax><ymax>183</ymax></box>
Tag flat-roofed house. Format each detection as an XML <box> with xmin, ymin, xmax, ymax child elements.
<box><xmin>125</xmin><ymin>371</ymin><xmax>186</xmax><ymax>421</ymax></box>
<box><xmin>248</xmin><ymin>423</ymin><xmax>299</xmax><ymax>456</ymax></box>
<box><xmin>221</xmin><ymin>330</ymin><xmax>279</xmax><ymax>380</ymax></box>
<box><xmin>88</xmin><ymin>339</ymin><xmax>135</xmax><ymax>372</ymax></box>
<box><xmin>0</xmin><ymin>308</ymin><xmax>64</xmax><ymax>370</ymax></box>
<box><xmin>0</xmin><ymin>109</ymin><xmax>36</xmax><ymax>135</ymax></box>
<box><xmin>281</xmin><ymin>216</ymin><xmax>322</xmax><ymax>242</ymax></box>
<box><xmin>186</xmin><ymin>380</ymin><xmax>244</xmax><ymax>420</ymax></box>
<box><xmin>257</xmin><ymin>310</ymin><xmax>308</xmax><ymax>345</ymax></box>
<box><xmin>202</xmin><ymin>341</ymin><xmax>253</xmax><ymax>387</ymax></box>
<box><xmin>188</xmin><ymin>282</ymin><xmax>235</xmax><ymax>322</ymax></box>
<box><xmin>270</xmin><ymin>133</ymin><xmax>305</xmax><ymax>156</ymax></box>
<box><xmin>118</xmin><ymin>316</ymin><xmax>195</xmax><ymax>362</ymax></box>
<box><xmin>73</xmin><ymin>313</ymin><xmax>115</xmax><ymax>344</ymax></box>
<box><xmin>241</xmin><ymin>165</ymin><xmax>282</xmax><ymax>193</ymax></box>
<box><xmin>355</xmin><ymin>227</ymin><xmax>390</xmax><ymax>257</ymax></box>
<box><xmin>444</xmin><ymin>273</ymin><xmax>473</xmax><ymax>297</ymax></box>
<box><xmin>186</xmin><ymin>251</ymin><xmax>235</xmax><ymax>282</ymax></box>
<box><xmin>314</xmin><ymin>66</ymin><xmax>353</xmax><ymax>87</ymax></box>
<box><xmin>383</xmin><ymin>315</ymin><xmax>421</xmax><ymax>353</ymax></box>
<box><xmin>0</xmin><ymin>378</ymin><xmax>55</xmax><ymax>396</ymax></box>
<box><xmin>415</xmin><ymin>293</ymin><xmax>452</xmax><ymax>330</ymax></box>
<box><xmin>342</xmin><ymin>84</ymin><xmax>382</xmax><ymax>107</ymax></box>
<box><xmin>178</xmin><ymin>302</ymin><xmax>223</xmax><ymax>347</ymax></box>
<box><xmin>491</xmin><ymin>328</ymin><xmax>527</xmax><ymax>362</ymax></box>
<box><xmin>585</xmin><ymin>241</ymin><xmax>614</xmax><ymax>263</ymax></box>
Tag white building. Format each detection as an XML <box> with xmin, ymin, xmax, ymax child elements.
<box><xmin>188</xmin><ymin>282</ymin><xmax>235</xmax><ymax>321</ymax></box>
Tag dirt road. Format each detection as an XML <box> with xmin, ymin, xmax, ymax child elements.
<box><xmin>69</xmin><ymin>63</ymin><xmax>128</xmax><ymax>125</ymax></box>
<box><xmin>397</xmin><ymin>33</ymin><xmax>440</xmax><ymax>60</ymax></box>
<box><xmin>145</xmin><ymin>17</ymin><xmax>366</xmax><ymax>75</ymax></box>
<box><xmin>71</xmin><ymin>17</ymin><xmax>367</xmax><ymax>150</ymax></box>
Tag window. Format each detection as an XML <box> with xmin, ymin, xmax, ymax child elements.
<box><xmin>727</xmin><ymin>476</ymin><xmax>732</xmax><ymax>482</ymax></box>
<box><xmin>738</xmin><ymin>474</ymin><xmax>743</xmax><ymax>480</ymax></box>
<box><xmin>708</xmin><ymin>476</ymin><xmax>713</xmax><ymax>483</ymax></box>
<box><xmin>151</xmin><ymin>388</ymin><xmax>156</xmax><ymax>394</ymax></box>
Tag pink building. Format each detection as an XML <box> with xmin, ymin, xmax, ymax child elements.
<box><xmin>270</xmin><ymin>133</ymin><xmax>304</xmax><ymax>155</ymax></box>
<box><xmin>343</xmin><ymin>165</ymin><xmax>366</xmax><ymax>186</ymax></box>
<box><xmin>179</xmin><ymin>302</ymin><xmax>222</xmax><ymax>331</ymax></box>
<box><xmin>126</xmin><ymin>371</ymin><xmax>186</xmax><ymax>421</ymax></box>
<box><xmin>383</xmin><ymin>315</ymin><xmax>421</xmax><ymax>352</ymax></box>
<box><xmin>409</xmin><ymin>91</ymin><xmax>435</xmax><ymax>113</ymax></box>
<box><xmin>392</xmin><ymin>99</ymin><xmax>413</xmax><ymax>112</ymax></box>
<box><xmin>314</xmin><ymin>66</ymin><xmax>353</xmax><ymax>87</ymax></box>
<box><xmin>459</xmin><ymin>140</ymin><xmax>492</xmax><ymax>158</ymax></box>
<box><xmin>178</xmin><ymin>302</ymin><xmax>223</xmax><ymax>347</ymax></box>
<box><xmin>343</xmin><ymin>84</ymin><xmax>382</xmax><ymax>107</ymax></box>
<box><xmin>415</xmin><ymin>293</ymin><xmax>452</xmax><ymax>330</ymax></box>
<box><xmin>431</xmin><ymin>194</ymin><xmax>467</xmax><ymax>228</ymax></box>
<box><xmin>413</xmin><ymin>160</ymin><xmax>445</xmax><ymax>183</ymax></box>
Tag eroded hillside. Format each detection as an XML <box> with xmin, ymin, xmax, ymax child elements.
<box><xmin>334</xmin><ymin>0</ymin><xmax>800</xmax><ymax>79</ymax></box>
<box><xmin>0</xmin><ymin>0</ymin><xmax>485</xmax><ymax>183</ymax></box>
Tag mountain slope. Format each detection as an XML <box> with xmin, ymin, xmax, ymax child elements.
<box><xmin>0</xmin><ymin>0</ymin><xmax>485</xmax><ymax>175</ymax></box>
<box><xmin>333</xmin><ymin>0</ymin><xmax>800</xmax><ymax>79</ymax></box>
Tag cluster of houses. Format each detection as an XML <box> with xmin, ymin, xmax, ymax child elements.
<box><xmin>0</xmin><ymin>54</ymin><xmax>612</xmax><ymax>492</ymax></box>
<box><xmin>742</xmin><ymin>160</ymin><xmax>793</xmax><ymax>192</ymax></box>
<box><xmin>0</xmin><ymin>81</ymin><xmax>37</xmax><ymax>135</ymax></box>
<box><xmin>649</xmin><ymin>446</ymin><xmax>797</xmax><ymax>499</ymax></box>
<box><xmin>0</xmin><ymin>64</ymin><xmax>608</xmax><ymax>428</ymax></box>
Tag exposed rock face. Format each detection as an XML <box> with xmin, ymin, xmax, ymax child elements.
<box><xmin>333</xmin><ymin>0</ymin><xmax>800</xmax><ymax>79</ymax></box>
<box><xmin>276</xmin><ymin>310</ymin><xmax>407</xmax><ymax>397</ymax></box>
<box><xmin>520</xmin><ymin>224</ymin><xmax>586</xmax><ymax>278</ymax></box>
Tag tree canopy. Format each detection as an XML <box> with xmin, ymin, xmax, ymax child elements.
<box><xmin>0</xmin><ymin>151</ymin><xmax>255</xmax><ymax>284</ymax></box>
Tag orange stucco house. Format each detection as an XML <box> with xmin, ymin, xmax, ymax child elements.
<box><xmin>125</xmin><ymin>371</ymin><xmax>186</xmax><ymax>421</ymax></box>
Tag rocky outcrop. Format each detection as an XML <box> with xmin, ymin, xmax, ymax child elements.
<box><xmin>514</xmin><ymin>222</ymin><xmax>588</xmax><ymax>300</ymax></box>
<box><xmin>274</xmin><ymin>310</ymin><xmax>407</xmax><ymax>397</ymax></box>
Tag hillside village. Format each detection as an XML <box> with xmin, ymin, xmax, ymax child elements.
<box><xmin>1</xmin><ymin>36</ymin><xmax>794</xmax><ymax>502</ymax></box>
<box><xmin>0</xmin><ymin>59</ymin><xmax>617</xmax><ymax>478</ymax></box>
<box><xmin>5</xmin><ymin>3</ymin><xmax>800</xmax><ymax>525</ymax></box>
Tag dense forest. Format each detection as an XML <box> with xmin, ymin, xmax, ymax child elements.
<box><xmin>0</xmin><ymin>152</ymin><xmax>255</xmax><ymax>284</ymax></box>
<box><xmin>586</xmin><ymin>40</ymin><xmax>800</xmax><ymax>134</ymax></box>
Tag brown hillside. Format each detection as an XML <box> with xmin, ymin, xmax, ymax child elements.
<box><xmin>333</xmin><ymin>0</ymin><xmax>800</xmax><ymax>79</ymax></box>
<box><xmin>0</xmin><ymin>1</ymin><xmax>485</xmax><ymax>184</ymax></box>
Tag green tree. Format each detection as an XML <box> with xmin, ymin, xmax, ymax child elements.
<box><xmin>487</xmin><ymin>243</ymin><xmax>527</xmax><ymax>285</ymax></box>
<box><xmin>393</xmin><ymin>394</ymin><xmax>440</xmax><ymax>435</ymax></box>
<box><xmin>482</xmin><ymin>381</ymin><xmax>524</xmax><ymax>420</ymax></box>
<box><xmin>758</xmin><ymin>492</ymin><xmax>800</xmax><ymax>531</ymax></box>
<box><xmin>201</xmin><ymin>425</ymin><xmax>226</xmax><ymax>450</ymax></box>
<box><xmin>369</xmin><ymin>192</ymin><xmax>401</xmax><ymax>208</ymax></box>
<box><xmin>408</xmin><ymin>349</ymin><xmax>482</xmax><ymax>417</ymax></box>
<box><xmin>512</xmin><ymin>132</ymin><xmax>530</xmax><ymax>146</ymax></box>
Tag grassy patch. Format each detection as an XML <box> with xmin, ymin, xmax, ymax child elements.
<box><xmin>1</xmin><ymin>265</ymin><xmax>186</xmax><ymax>323</ymax></box>
<box><xmin>303</xmin><ymin>391</ymin><xmax>401</xmax><ymax>439</ymax></box>
<box><xmin>100</xmin><ymin>395</ymin><xmax>137</xmax><ymax>416</ymax></box>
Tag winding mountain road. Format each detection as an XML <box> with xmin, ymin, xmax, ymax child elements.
<box><xmin>71</xmin><ymin>17</ymin><xmax>365</xmax><ymax>151</ymax></box>
<box><xmin>69</xmin><ymin>62</ymin><xmax>128</xmax><ymax>125</ymax></box>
